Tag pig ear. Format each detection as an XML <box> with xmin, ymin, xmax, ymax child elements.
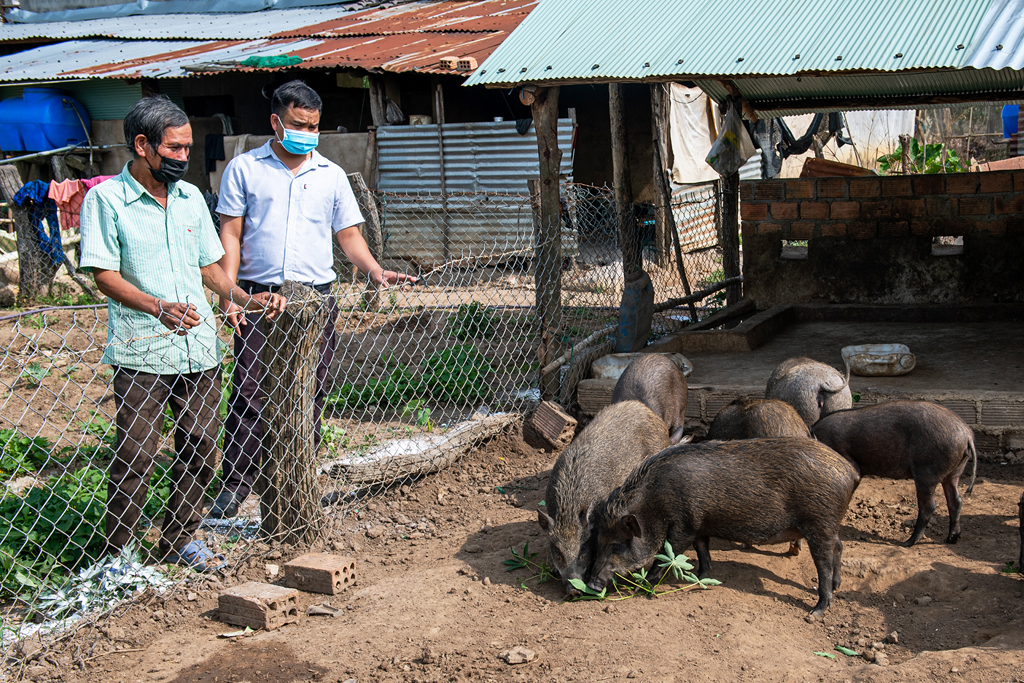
<box><xmin>622</xmin><ymin>513</ymin><xmax>642</xmax><ymax>539</ymax></box>
<box><xmin>537</xmin><ymin>509</ymin><xmax>553</xmax><ymax>531</ymax></box>
<box><xmin>669</xmin><ymin>426</ymin><xmax>686</xmax><ymax>445</ymax></box>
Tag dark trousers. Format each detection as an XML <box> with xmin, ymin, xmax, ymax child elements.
<box><xmin>221</xmin><ymin>300</ymin><xmax>338</xmax><ymax>500</ymax></box>
<box><xmin>107</xmin><ymin>366</ymin><xmax>220</xmax><ymax>554</ymax></box>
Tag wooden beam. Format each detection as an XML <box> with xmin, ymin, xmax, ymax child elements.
<box><xmin>367</xmin><ymin>74</ymin><xmax>386</xmax><ymax>128</ymax></box>
<box><xmin>530</xmin><ymin>86</ymin><xmax>563</xmax><ymax>401</ymax></box>
<box><xmin>609</xmin><ymin>83</ymin><xmax>641</xmax><ymax>280</ymax></box>
<box><xmin>650</xmin><ymin>83</ymin><xmax>698</xmax><ymax>323</ymax></box>
<box><xmin>721</xmin><ymin>171</ymin><xmax>742</xmax><ymax>306</ymax></box>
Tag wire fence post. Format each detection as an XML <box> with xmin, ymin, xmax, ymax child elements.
<box><xmin>347</xmin><ymin>171</ymin><xmax>384</xmax><ymax>311</ymax></box>
<box><xmin>721</xmin><ymin>171</ymin><xmax>742</xmax><ymax>306</ymax></box>
<box><xmin>257</xmin><ymin>281</ymin><xmax>330</xmax><ymax>545</ymax></box>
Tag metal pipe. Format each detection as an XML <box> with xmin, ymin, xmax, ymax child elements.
<box><xmin>0</xmin><ymin>144</ymin><xmax>124</xmax><ymax>166</ymax></box>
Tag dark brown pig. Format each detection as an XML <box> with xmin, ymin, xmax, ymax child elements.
<box><xmin>611</xmin><ymin>354</ymin><xmax>688</xmax><ymax>444</ymax></box>
<box><xmin>765</xmin><ymin>357</ymin><xmax>851</xmax><ymax>426</ymax></box>
<box><xmin>707</xmin><ymin>397</ymin><xmax>811</xmax><ymax>440</ymax></box>
<box><xmin>1019</xmin><ymin>491</ymin><xmax>1024</xmax><ymax>572</ymax></box>
<box><xmin>537</xmin><ymin>400</ymin><xmax>670</xmax><ymax>596</ymax></box>
<box><xmin>812</xmin><ymin>400</ymin><xmax>977</xmax><ymax>546</ymax></box>
<box><xmin>589</xmin><ymin>438</ymin><xmax>859</xmax><ymax>616</ymax></box>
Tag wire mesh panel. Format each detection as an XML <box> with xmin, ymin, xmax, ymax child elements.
<box><xmin>0</xmin><ymin>181</ymin><xmax>729</xmax><ymax>654</ymax></box>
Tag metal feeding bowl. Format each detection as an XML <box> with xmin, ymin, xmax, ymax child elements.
<box><xmin>841</xmin><ymin>344</ymin><xmax>916</xmax><ymax>377</ymax></box>
<box><xmin>590</xmin><ymin>353</ymin><xmax>693</xmax><ymax>380</ymax></box>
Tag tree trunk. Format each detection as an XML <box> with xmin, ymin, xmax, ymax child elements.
<box><xmin>0</xmin><ymin>165</ymin><xmax>58</xmax><ymax>303</ymax></box>
<box><xmin>530</xmin><ymin>86</ymin><xmax>563</xmax><ymax>401</ymax></box>
<box><xmin>258</xmin><ymin>281</ymin><xmax>330</xmax><ymax>545</ymax></box>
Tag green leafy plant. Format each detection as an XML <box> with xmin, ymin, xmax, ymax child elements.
<box><xmin>421</xmin><ymin>344</ymin><xmax>492</xmax><ymax>404</ymax></box>
<box><xmin>22</xmin><ymin>362</ymin><xmax>50</xmax><ymax>388</ymax></box>
<box><xmin>877</xmin><ymin>139</ymin><xmax>968</xmax><ymax>175</ymax></box>
<box><xmin>503</xmin><ymin>542</ymin><xmax>555</xmax><ymax>589</ymax></box>
<box><xmin>400</xmin><ymin>399</ymin><xmax>433</xmax><ymax>430</ymax></box>
<box><xmin>0</xmin><ymin>430</ymin><xmax>55</xmax><ymax>481</ymax></box>
<box><xmin>22</xmin><ymin>314</ymin><xmax>44</xmax><ymax>330</ymax></box>
<box><xmin>447</xmin><ymin>301</ymin><xmax>495</xmax><ymax>342</ymax></box>
<box><xmin>1001</xmin><ymin>560</ymin><xmax>1018</xmax><ymax>574</ymax></box>
<box><xmin>321</xmin><ymin>423</ymin><xmax>350</xmax><ymax>457</ymax></box>
<box><xmin>565</xmin><ymin>541</ymin><xmax>720</xmax><ymax>602</ymax></box>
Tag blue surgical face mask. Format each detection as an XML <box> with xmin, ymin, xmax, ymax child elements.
<box><xmin>274</xmin><ymin>115</ymin><xmax>319</xmax><ymax>155</ymax></box>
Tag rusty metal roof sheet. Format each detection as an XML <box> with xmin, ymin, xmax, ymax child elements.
<box><xmin>0</xmin><ymin>0</ymin><xmax>534</xmax><ymax>81</ymax></box>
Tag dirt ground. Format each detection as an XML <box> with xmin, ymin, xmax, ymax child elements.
<box><xmin>13</xmin><ymin>427</ymin><xmax>1024</xmax><ymax>683</ymax></box>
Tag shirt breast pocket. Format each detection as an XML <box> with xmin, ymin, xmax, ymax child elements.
<box><xmin>297</xmin><ymin>187</ymin><xmax>335</xmax><ymax>230</ymax></box>
<box><xmin>181</xmin><ymin>225</ymin><xmax>202</xmax><ymax>266</ymax></box>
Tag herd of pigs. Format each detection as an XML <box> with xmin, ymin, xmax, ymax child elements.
<box><xmin>536</xmin><ymin>355</ymin><xmax>992</xmax><ymax>616</ymax></box>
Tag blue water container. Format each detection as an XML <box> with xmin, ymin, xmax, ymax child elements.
<box><xmin>1002</xmin><ymin>104</ymin><xmax>1019</xmax><ymax>138</ymax></box>
<box><xmin>0</xmin><ymin>88</ymin><xmax>91</xmax><ymax>153</ymax></box>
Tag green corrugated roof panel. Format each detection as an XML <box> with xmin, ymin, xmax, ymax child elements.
<box><xmin>465</xmin><ymin>0</ymin><xmax>1024</xmax><ymax>109</ymax></box>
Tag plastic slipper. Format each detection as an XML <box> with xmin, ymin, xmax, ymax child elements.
<box><xmin>166</xmin><ymin>539</ymin><xmax>228</xmax><ymax>573</ymax></box>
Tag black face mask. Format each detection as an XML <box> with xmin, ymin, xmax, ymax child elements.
<box><xmin>148</xmin><ymin>154</ymin><xmax>188</xmax><ymax>184</ymax></box>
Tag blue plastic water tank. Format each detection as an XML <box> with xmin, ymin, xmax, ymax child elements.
<box><xmin>1002</xmin><ymin>104</ymin><xmax>1019</xmax><ymax>138</ymax></box>
<box><xmin>0</xmin><ymin>88</ymin><xmax>91</xmax><ymax>153</ymax></box>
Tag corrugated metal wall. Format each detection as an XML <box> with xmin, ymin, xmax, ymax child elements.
<box><xmin>377</xmin><ymin>119</ymin><xmax>575</xmax><ymax>264</ymax></box>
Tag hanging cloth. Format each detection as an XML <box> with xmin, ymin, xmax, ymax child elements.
<box><xmin>14</xmin><ymin>180</ymin><xmax>63</xmax><ymax>267</ymax></box>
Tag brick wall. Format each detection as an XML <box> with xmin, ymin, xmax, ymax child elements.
<box><xmin>740</xmin><ymin>171</ymin><xmax>1024</xmax><ymax>307</ymax></box>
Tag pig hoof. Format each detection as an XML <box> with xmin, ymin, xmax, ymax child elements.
<box><xmin>945</xmin><ymin>534</ymin><xmax>960</xmax><ymax>544</ymax></box>
<box><xmin>784</xmin><ymin>544</ymin><xmax>801</xmax><ymax>557</ymax></box>
<box><xmin>900</xmin><ymin>538</ymin><xmax>918</xmax><ymax>548</ymax></box>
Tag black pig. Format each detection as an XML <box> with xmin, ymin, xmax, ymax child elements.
<box><xmin>589</xmin><ymin>438</ymin><xmax>859</xmax><ymax>616</ymax></box>
<box><xmin>538</xmin><ymin>400</ymin><xmax>670</xmax><ymax>596</ymax></box>
<box><xmin>611</xmin><ymin>354</ymin><xmax>688</xmax><ymax>444</ymax></box>
<box><xmin>812</xmin><ymin>400</ymin><xmax>977</xmax><ymax>546</ymax></box>
<box><xmin>707</xmin><ymin>397</ymin><xmax>811</xmax><ymax>440</ymax></box>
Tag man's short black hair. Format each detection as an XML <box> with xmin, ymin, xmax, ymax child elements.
<box><xmin>272</xmin><ymin>80</ymin><xmax>323</xmax><ymax>117</ymax></box>
<box><xmin>123</xmin><ymin>95</ymin><xmax>189</xmax><ymax>159</ymax></box>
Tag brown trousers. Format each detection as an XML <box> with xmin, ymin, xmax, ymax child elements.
<box><xmin>106</xmin><ymin>366</ymin><xmax>220</xmax><ymax>554</ymax></box>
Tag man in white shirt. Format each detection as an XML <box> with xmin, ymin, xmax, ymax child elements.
<box><xmin>213</xmin><ymin>80</ymin><xmax>415</xmax><ymax>518</ymax></box>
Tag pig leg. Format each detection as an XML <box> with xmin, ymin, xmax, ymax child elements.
<box><xmin>831</xmin><ymin>538</ymin><xmax>843</xmax><ymax>592</ymax></box>
<box><xmin>940</xmin><ymin>473</ymin><xmax>964</xmax><ymax>544</ymax></box>
<box><xmin>804</xmin><ymin>533</ymin><xmax>836</xmax><ymax>616</ymax></box>
<box><xmin>905</xmin><ymin>479</ymin><xmax>939</xmax><ymax>547</ymax></box>
<box><xmin>1018</xmin><ymin>491</ymin><xmax>1024</xmax><ymax>571</ymax></box>
<box><xmin>693</xmin><ymin>536</ymin><xmax>713</xmax><ymax>579</ymax></box>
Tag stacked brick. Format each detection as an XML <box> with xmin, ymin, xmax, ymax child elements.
<box><xmin>740</xmin><ymin>171</ymin><xmax>1024</xmax><ymax>240</ymax></box>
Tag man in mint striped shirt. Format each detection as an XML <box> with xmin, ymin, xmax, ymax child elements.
<box><xmin>81</xmin><ymin>96</ymin><xmax>285</xmax><ymax>572</ymax></box>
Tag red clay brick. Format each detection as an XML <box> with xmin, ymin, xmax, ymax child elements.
<box><xmin>1015</xmin><ymin>172</ymin><xmax>1024</xmax><ymax>193</ymax></box>
<box><xmin>789</xmin><ymin>222</ymin><xmax>815</xmax><ymax>240</ymax></box>
<box><xmin>912</xmin><ymin>175</ymin><xmax>945</xmax><ymax>195</ymax></box>
<box><xmin>878</xmin><ymin>221</ymin><xmax>910</xmax><ymax>237</ymax></box>
<box><xmin>741</xmin><ymin>221</ymin><xmax>757</xmax><ymax>238</ymax></box>
<box><xmin>860</xmin><ymin>200</ymin><xmax>894</xmax><ymax>220</ymax></box>
<box><xmin>977</xmin><ymin>218</ymin><xmax>1006</xmax><ymax>235</ymax></box>
<box><xmin>880</xmin><ymin>177</ymin><xmax>912</xmax><ymax>197</ymax></box>
<box><xmin>891</xmin><ymin>198</ymin><xmax>926</xmax><ymax>218</ymax></box>
<box><xmin>785</xmin><ymin>180</ymin><xmax>814</xmax><ymax>199</ymax></box>
<box><xmin>830</xmin><ymin>201</ymin><xmax>860</xmax><ymax>219</ymax></box>
<box><xmin>849</xmin><ymin>178</ymin><xmax>880</xmax><ymax>198</ymax></box>
<box><xmin>758</xmin><ymin>222</ymin><xmax>782</xmax><ymax>234</ymax></box>
<box><xmin>754</xmin><ymin>181</ymin><xmax>785</xmax><ymax>201</ymax></box>
<box><xmin>911</xmin><ymin>221</ymin><xmax>937</xmax><ymax>236</ymax></box>
<box><xmin>946</xmin><ymin>174</ymin><xmax>979</xmax><ymax>194</ymax></box>
<box><xmin>959</xmin><ymin>196</ymin><xmax>992</xmax><ymax>215</ymax></box>
<box><xmin>993</xmin><ymin>194</ymin><xmax>1024</xmax><ymax>214</ymax></box>
<box><xmin>821</xmin><ymin>222</ymin><xmax>847</xmax><ymax>237</ymax></box>
<box><xmin>817</xmin><ymin>178</ymin><xmax>847</xmax><ymax>198</ymax></box>
<box><xmin>925</xmin><ymin>196</ymin><xmax>954</xmax><ymax>217</ymax></box>
<box><xmin>770</xmin><ymin>202</ymin><xmax>799</xmax><ymax>220</ymax></box>
<box><xmin>799</xmin><ymin>202</ymin><xmax>829</xmax><ymax>220</ymax></box>
<box><xmin>980</xmin><ymin>171</ymin><xmax>1013</xmax><ymax>194</ymax></box>
<box><xmin>740</xmin><ymin>182</ymin><xmax>754</xmax><ymax>202</ymax></box>
<box><xmin>1007</xmin><ymin>216</ymin><xmax>1024</xmax><ymax>234</ymax></box>
<box><xmin>741</xmin><ymin>202</ymin><xmax>768</xmax><ymax>221</ymax></box>
<box><xmin>849</xmin><ymin>222</ymin><xmax>877</xmax><ymax>239</ymax></box>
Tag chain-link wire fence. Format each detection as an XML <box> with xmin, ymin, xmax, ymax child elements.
<box><xmin>0</xmin><ymin>178</ymin><xmax>729</xmax><ymax>656</ymax></box>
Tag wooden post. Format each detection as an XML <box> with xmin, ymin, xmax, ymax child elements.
<box><xmin>650</xmin><ymin>83</ymin><xmax>698</xmax><ymax>323</ymax></box>
<box><xmin>346</xmin><ymin>171</ymin><xmax>385</xmax><ymax>310</ymax></box>
<box><xmin>257</xmin><ymin>281</ymin><xmax>330</xmax><ymax>545</ymax></box>
<box><xmin>362</xmin><ymin>128</ymin><xmax>378</xmax><ymax>189</ymax></box>
<box><xmin>368</xmin><ymin>75</ymin><xmax>387</xmax><ymax>128</ymax></box>
<box><xmin>530</xmin><ymin>86</ymin><xmax>563</xmax><ymax>401</ymax></box>
<box><xmin>434</xmin><ymin>83</ymin><xmax>450</xmax><ymax>262</ymax></box>
<box><xmin>0</xmin><ymin>165</ymin><xmax>58</xmax><ymax>303</ymax></box>
<box><xmin>609</xmin><ymin>83</ymin><xmax>640</xmax><ymax>280</ymax></box>
<box><xmin>721</xmin><ymin>170</ymin><xmax>742</xmax><ymax>306</ymax></box>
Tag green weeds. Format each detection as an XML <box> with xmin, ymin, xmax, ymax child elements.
<box><xmin>447</xmin><ymin>301</ymin><xmax>495</xmax><ymax>341</ymax></box>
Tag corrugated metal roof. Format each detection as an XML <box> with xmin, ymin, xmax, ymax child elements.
<box><xmin>0</xmin><ymin>0</ymin><xmax>535</xmax><ymax>81</ymax></box>
<box><xmin>0</xmin><ymin>7</ymin><xmax>359</xmax><ymax>41</ymax></box>
<box><xmin>464</xmin><ymin>0</ymin><xmax>1024</xmax><ymax>111</ymax></box>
